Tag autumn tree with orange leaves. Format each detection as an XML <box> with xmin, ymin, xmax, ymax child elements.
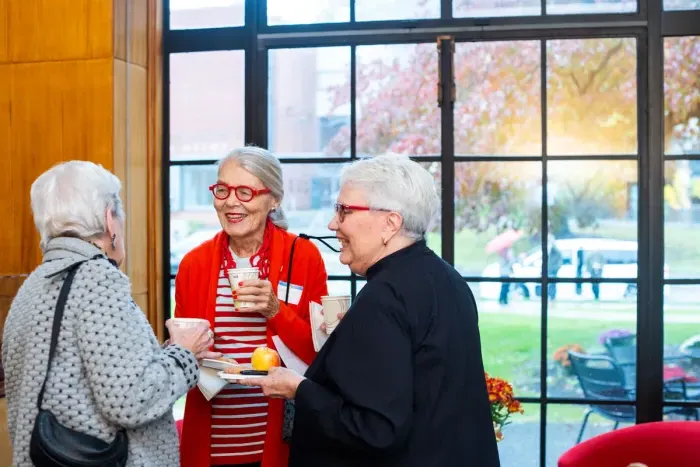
<box><xmin>325</xmin><ymin>12</ymin><xmax>699</xmax><ymax>237</ymax></box>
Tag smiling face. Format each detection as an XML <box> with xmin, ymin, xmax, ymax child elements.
<box><xmin>214</xmin><ymin>161</ymin><xmax>277</xmax><ymax>242</ymax></box>
<box><xmin>327</xmin><ymin>184</ymin><xmax>389</xmax><ymax>276</ymax></box>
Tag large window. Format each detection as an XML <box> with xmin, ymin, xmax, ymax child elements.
<box><xmin>164</xmin><ymin>2</ymin><xmax>700</xmax><ymax>465</ymax></box>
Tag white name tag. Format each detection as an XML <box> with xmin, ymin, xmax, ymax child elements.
<box><xmin>278</xmin><ymin>281</ymin><xmax>303</xmax><ymax>305</ymax></box>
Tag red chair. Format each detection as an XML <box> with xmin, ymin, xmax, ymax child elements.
<box><xmin>558</xmin><ymin>421</ymin><xmax>700</xmax><ymax>467</ymax></box>
<box><xmin>175</xmin><ymin>418</ymin><xmax>184</xmax><ymax>442</ymax></box>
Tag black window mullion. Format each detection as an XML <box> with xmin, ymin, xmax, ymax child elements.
<box><xmin>438</xmin><ymin>36</ymin><xmax>455</xmax><ymax>266</ymax></box>
<box><xmin>539</xmin><ymin>38</ymin><xmax>549</xmax><ymax>467</ymax></box>
<box><xmin>636</xmin><ymin>0</ymin><xmax>665</xmax><ymax>425</ymax></box>
<box><xmin>162</xmin><ymin>0</ymin><xmax>173</xmax><ymax>337</ymax></box>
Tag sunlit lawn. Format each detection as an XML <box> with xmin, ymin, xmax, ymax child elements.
<box><xmin>479</xmin><ymin>312</ymin><xmax>698</xmax><ymax>385</ymax></box>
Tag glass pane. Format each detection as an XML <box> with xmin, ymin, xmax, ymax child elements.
<box><xmin>169</xmin><ymin>0</ymin><xmax>245</xmax><ymax>29</ymax></box>
<box><xmin>169</xmin><ymin>165</ymin><xmax>219</xmax><ymax>276</ymax></box>
<box><xmin>547</xmin><ymin>38</ymin><xmax>637</xmax><ymax>156</ymax></box>
<box><xmin>546</xmin><ymin>0</ymin><xmax>636</xmax><ymax>14</ymax></box>
<box><xmin>170</xmin><ymin>51</ymin><xmax>245</xmax><ymax>161</ymax></box>
<box><xmin>454</xmin><ymin>41</ymin><xmax>541</xmax><ymax>156</ymax></box>
<box><xmin>281</xmin><ymin>163</ymin><xmax>348</xmax><ymax>276</ymax></box>
<box><xmin>169</xmin><ymin>279</ymin><xmax>176</xmax><ymax>319</ymax></box>
<box><xmin>355</xmin><ymin>0</ymin><xmax>440</xmax><ymax>21</ymax></box>
<box><xmin>356</xmin><ymin>279</ymin><xmax>367</xmax><ymax>297</ymax></box>
<box><xmin>268</xmin><ymin>48</ymin><xmax>351</xmax><ymax>158</ymax></box>
<box><xmin>496</xmin><ymin>403</ymin><xmax>540</xmax><ymax>466</ymax></box>
<box><xmin>663</xmin><ymin>285</ymin><xmax>700</xmax><ymax>404</ymax></box>
<box><xmin>664</xmin><ymin>0</ymin><xmax>700</xmax><ymax>10</ymax></box>
<box><xmin>548</xmin><ymin>297</ymin><xmax>637</xmax><ymax>398</ymax></box>
<box><xmin>547</xmin><ymin>161</ymin><xmax>638</xmax><ymax>284</ymax></box>
<box><xmin>327</xmin><ymin>280</ymin><xmax>352</xmax><ymax>296</ymax></box>
<box><xmin>454</xmin><ymin>161</ymin><xmax>542</xmax><ymax>278</ymax></box>
<box><xmin>470</xmin><ymin>282</ymin><xmax>542</xmax><ymax>397</ymax></box>
<box><xmin>354</xmin><ymin>44</ymin><xmax>438</xmax><ymax>157</ymax></box>
<box><xmin>664</xmin><ymin>37</ymin><xmax>700</xmax><ymax>155</ymax></box>
<box><xmin>268</xmin><ymin>0</ymin><xmax>350</xmax><ymax>25</ymax></box>
<box><xmin>454</xmin><ymin>0</ymin><xmax>541</xmax><ymax>17</ymax></box>
<box><xmin>664</xmin><ymin>160</ymin><xmax>700</xmax><ymax>278</ymax></box>
<box><xmin>418</xmin><ymin>162</ymin><xmax>442</xmax><ymax>257</ymax></box>
<box><xmin>546</xmin><ymin>403</ymin><xmax>635</xmax><ymax>463</ymax></box>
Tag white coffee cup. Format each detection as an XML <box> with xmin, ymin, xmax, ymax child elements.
<box><xmin>321</xmin><ymin>295</ymin><xmax>350</xmax><ymax>333</ymax></box>
<box><xmin>169</xmin><ymin>318</ymin><xmax>214</xmax><ymax>340</ymax></box>
<box><xmin>170</xmin><ymin>318</ymin><xmax>210</xmax><ymax>329</ymax></box>
<box><xmin>228</xmin><ymin>267</ymin><xmax>260</xmax><ymax>308</ymax></box>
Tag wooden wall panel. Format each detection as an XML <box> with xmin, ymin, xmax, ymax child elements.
<box><xmin>0</xmin><ymin>0</ymin><xmax>164</xmax><ymax>337</ymax></box>
<box><xmin>129</xmin><ymin>0</ymin><xmax>148</xmax><ymax>68</ymax></box>
<box><xmin>0</xmin><ymin>0</ymin><xmax>8</xmax><ymax>63</ymax></box>
<box><xmin>0</xmin><ymin>59</ymin><xmax>114</xmax><ymax>276</ymax></box>
<box><xmin>126</xmin><ymin>64</ymin><xmax>148</xmax><ymax>296</ymax></box>
<box><xmin>0</xmin><ymin>65</ymin><xmax>14</xmax><ymax>275</ymax></box>
<box><xmin>0</xmin><ymin>276</ymin><xmax>25</xmax><ymax>335</ymax></box>
<box><xmin>114</xmin><ymin>0</ymin><xmax>127</xmax><ymax>62</ymax></box>
<box><xmin>146</xmin><ymin>0</ymin><xmax>164</xmax><ymax>339</ymax></box>
<box><xmin>7</xmin><ymin>0</ymin><xmax>112</xmax><ymax>62</ymax></box>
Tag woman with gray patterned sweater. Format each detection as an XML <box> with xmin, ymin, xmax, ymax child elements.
<box><xmin>2</xmin><ymin>161</ymin><xmax>217</xmax><ymax>466</ymax></box>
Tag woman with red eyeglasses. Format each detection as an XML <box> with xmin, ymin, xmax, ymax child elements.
<box><xmin>175</xmin><ymin>146</ymin><xmax>328</xmax><ymax>467</ymax></box>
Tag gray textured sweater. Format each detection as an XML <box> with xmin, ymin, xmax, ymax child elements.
<box><xmin>2</xmin><ymin>237</ymin><xmax>199</xmax><ymax>466</ymax></box>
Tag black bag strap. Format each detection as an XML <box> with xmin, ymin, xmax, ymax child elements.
<box><xmin>37</xmin><ymin>256</ymin><xmax>100</xmax><ymax>409</ymax></box>
<box><xmin>283</xmin><ymin>234</ymin><xmax>340</xmax><ymax>305</ymax></box>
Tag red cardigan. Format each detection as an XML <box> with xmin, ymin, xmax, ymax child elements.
<box><xmin>175</xmin><ymin>227</ymin><xmax>328</xmax><ymax>467</ymax></box>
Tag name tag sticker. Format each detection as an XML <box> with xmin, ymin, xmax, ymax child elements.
<box><xmin>278</xmin><ymin>281</ymin><xmax>303</xmax><ymax>305</ymax></box>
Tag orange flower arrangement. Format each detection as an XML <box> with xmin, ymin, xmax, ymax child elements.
<box><xmin>485</xmin><ymin>372</ymin><xmax>524</xmax><ymax>442</ymax></box>
<box><xmin>553</xmin><ymin>344</ymin><xmax>585</xmax><ymax>373</ymax></box>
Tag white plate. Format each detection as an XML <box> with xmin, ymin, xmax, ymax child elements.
<box><xmin>217</xmin><ymin>371</ymin><xmax>265</xmax><ymax>381</ymax></box>
<box><xmin>201</xmin><ymin>359</ymin><xmax>239</xmax><ymax>371</ymax></box>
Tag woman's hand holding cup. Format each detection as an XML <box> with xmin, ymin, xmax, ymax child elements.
<box><xmin>165</xmin><ymin>318</ymin><xmax>221</xmax><ymax>360</ymax></box>
<box><xmin>320</xmin><ymin>295</ymin><xmax>350</xmax><ymax>334</ymax></box>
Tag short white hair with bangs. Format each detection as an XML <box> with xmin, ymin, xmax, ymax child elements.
<box><xmin>340</xmin><ymin>155</ymin><xmax>439</xmax><ymax>240</ymax></box>
<box><xmin>30</xmin><ymin>161</ymin><xmax>125</xmax><ymax>250</ymax></box>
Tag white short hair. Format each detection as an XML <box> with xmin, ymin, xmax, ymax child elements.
<box><xmin>219</xmin><ymin>146</ymin><xmax>288</xmax><ymax>230</ymax></box>
<box><xmin>340</xmin><ymin>155</ymin><xmax>439</xmax><ymax>240</ymax></box>
<box><xmin>30</xmin><ymin>161</ymin><xmax>124</xmax><ymax>250</ymax></box>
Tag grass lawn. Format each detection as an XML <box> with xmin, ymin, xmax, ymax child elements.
<box><xmin>478</xmin><ymin>313</ymin><xmax>698</xmax><ymax>387</ymax></box>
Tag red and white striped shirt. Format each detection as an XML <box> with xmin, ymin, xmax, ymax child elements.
<box><xmin>211</xmin><ymin>255</ymin><xmax>268</xmax><ymax>465</ymax></box>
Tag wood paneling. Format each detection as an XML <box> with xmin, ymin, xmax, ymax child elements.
<box><xmin>126</xmin><ymin>64</ymin><xmax>148</xmax><ymax>295</ymax></box>
<box><xmin>0</xmin><ymin>276</ymin><xmax>26</xmax><ymax>335</ymax></box>
<box><xmin>129</xmin><ymin>0</ymin><xmax>148</xmax><ymax>68</ymax></box>
<box><xmin>114</xmin><ymin>0</ymin><xmax>127</xmax><ymax>62</ymax></box>
<box><xmin>0</xmin><ymin>399</ymin><xmax>11</xmax><ymax>467</ymax></box>
<box><xmin>0</xmin><ymin>59</ymin><xmax>114</xmax><ymax>275</ymax></box>
<box><xmin>0</xmin><ymin>0</ymin><xmax>8</xmax><ymax>63</ymax></box>
<box><xmin>0</xmin><ymin>0</ymin><xmax>164</xmax><ymax>336</ymax></box>
<box><xmin>146</xmin><ymin>0</ymin><xmax>164</xmax><ymax>340</ymax></box>
<box><xmin>7</xmin><ymin>0</ymin><xmax>112</xmax><ymax>63</ymax></box>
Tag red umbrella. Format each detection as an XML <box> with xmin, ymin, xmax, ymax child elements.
<box><xmin>485</xmin><ymin>230</ymin><xmax>523</xmax><ymax>254</ymax></box>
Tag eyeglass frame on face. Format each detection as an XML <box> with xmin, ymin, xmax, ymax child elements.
<box><xmin>333</xmin><ymin>203</ymin><xmax>391</xmax><ymax>223</ymax></box>
<box><xmin>209</xmin><ymin>183</ymin><xmax>271</xmax><ymax>202</ymax></box>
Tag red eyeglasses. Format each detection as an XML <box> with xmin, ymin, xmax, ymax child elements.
<box><xmin>334</xmin><ymin>203</ymin><xmax>390</xmax><ymax>222</ymax></box>
<box><xmin>209</xmin><ymin>183</ymin><xmax>271</xmax><ymax>202</ymax></box>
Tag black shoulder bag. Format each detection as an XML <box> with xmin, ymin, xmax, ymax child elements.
<box><xmin>30</xmin><ymin>259</ymin><xmax>129</xmax><ymax>467</ymax></box>
<box><xmin>280</xmin><ymin>234</ymin><xmax>340</xmax><ymax>443</ymax></box>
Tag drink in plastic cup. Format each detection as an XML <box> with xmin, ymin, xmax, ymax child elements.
<box><xmin>169</xmin><ymin>318</ymin><xmax>214</xmax><ymax>340</ymax></box>
<box><xmin>170</xmin><ymin>318</ymin><xmax>210</xmax><ymax>329</ymax></box>
<box><xmin>321</xmin><ymin>295</ymin><xmax>350</xmax><ymax>333</ymax></box>
<box><xmin>228</xmin><ymin>267</ymin><xmax>260</xmax><ymax>308</ymax></box>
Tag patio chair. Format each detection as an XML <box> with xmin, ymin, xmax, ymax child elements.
<box><xmin>568</xmin><ymin>351</ymin><xmax>697</xmax><ymax>444</ymax></box>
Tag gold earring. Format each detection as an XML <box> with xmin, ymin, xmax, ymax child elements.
<box><xmin>382</xmin><ymin>237</ymin><xmax>388</xmax><ymax>246</ymax></box>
